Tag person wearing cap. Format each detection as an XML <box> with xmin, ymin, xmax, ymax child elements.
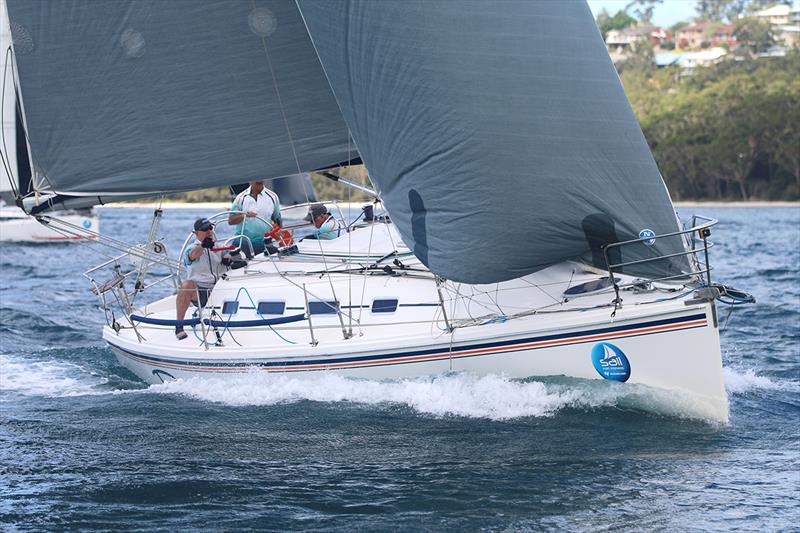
<box><xmin>302</xmin><ymin>203</ymin><xmax>340</xmax><ymax>240</ymax></box>
<box><xmin>174</xmin><ymin>218</ymin><xmax>231</xmax><ymax>340</ymax></box>
<box><xmin>228</xmin><ymin>179</ymin><xmax>281</xmax><ymax>257</ymax></box>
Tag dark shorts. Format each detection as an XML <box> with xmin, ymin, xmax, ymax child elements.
<box><xmin>192</xmin><ymin>286</ymin><xmax>212</xmax><ymax>307</ymax></box>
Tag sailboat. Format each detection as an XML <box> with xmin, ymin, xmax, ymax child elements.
<box><xmin>5</xmin><ymin>0</ymin><xmax>753</xmax><ymax>422</ymax></box>
<box><xmin>0</xmin><ymin>0</ymin><xmax>98</xmax><ymax>242</ymax></box>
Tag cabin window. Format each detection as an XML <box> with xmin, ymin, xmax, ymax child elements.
<box><xmin>257</xmin><ymin>301</ymin><xmax>286</xmax><ymax>315</ymax></box>
<box><xmin>222</xmin><ymin>301</ymin><xmax>239</xmax><ymax>315</ymax></box>
<box><xmin>308</xmin><ymin>300</ymin><xmax>339</xmax><ymax>315</ymax></box>
<box><xmin>371</xmin><ymin>299</ymin><xmax>398</xmax><ymax>313</ymax></box>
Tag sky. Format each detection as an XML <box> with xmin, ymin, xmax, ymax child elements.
<box><xmin>587</xmin><ymin>0</ymin><xmax>699</xmax><ymax>28</ymax></box>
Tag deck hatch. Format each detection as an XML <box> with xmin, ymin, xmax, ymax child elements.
<box><xmin>371</xmin><ymin>299</ymin><xmax>398</xmax><ymax>313</ymax></box>
<box><xmin>222</xmin><ymin>301</ymin><xmax>239</xmax><ymax>315</ymax></box>
<box><xmin>308</xmin><ymin>300</ymin><xmax>339</xmax><ymax>315</ymax></box>
<box><xmin>257</xmin><ymin>301</ymin><xmax>286</xmax><ymax>315</ymax></box>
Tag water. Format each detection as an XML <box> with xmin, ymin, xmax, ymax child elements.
<box><xmin>1</xmin><ymin>206</ymin><xmax>798</xmax><ymax>531</ymax></box>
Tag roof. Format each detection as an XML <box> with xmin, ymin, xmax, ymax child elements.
<box><xmin>678</xmin><ymin>22</ymin><xmax>734</xmax><ymax>34</ymax></box>
<box><xmin>655</xmin><ymin>53</ymin><xmax>682</xmax><ymax>67</ymax></box>
<box><xmin>754</xmin><ymin>4</ymin><xmax>791</xmax><ymax>17</ymax></box>
<box><xmin>617</xmin><ymin>25</ymin><xmax>661</xmax><ymax>36</ymax></box>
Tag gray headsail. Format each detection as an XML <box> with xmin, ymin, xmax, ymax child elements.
<box><xmin>6</xmin><ymin>0</ymin><xmax>352</xmax><ymax>209</ymax></box>
<box><xmin>298</xmin><ymin>0</ymin><xmax>687</xmax><ymax>283</ymax></box>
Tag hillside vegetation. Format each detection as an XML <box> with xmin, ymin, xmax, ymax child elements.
<box><xmin>624</xmin><ymin>51</ymin><xmax>799</xmax><ymax>200</ymax></box>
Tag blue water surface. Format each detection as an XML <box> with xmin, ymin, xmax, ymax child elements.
<box><xmin>0</xmin><ymin>206</ymin><xmax>798</xmax><ymax>531</ymax></box>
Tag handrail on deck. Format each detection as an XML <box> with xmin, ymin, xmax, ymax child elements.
<box><xmin>601</xmin><ymin>216</ymin><xmax>718</xmax><ymax>308</ymax></box>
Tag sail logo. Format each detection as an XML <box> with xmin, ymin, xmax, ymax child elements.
<box><xmin>639</xmin><ymin>229</ymin><xmax>656</xmax><ymax>246</ymax></box>
<box><xmin>591</xmin><ymin>342</ymin><xmax>631</xmax><ymax>382</ymax></box>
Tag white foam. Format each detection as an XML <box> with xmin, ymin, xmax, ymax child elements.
<box><xmin>148</xmin><ymin>372</ymin><xmax>716</xmax><ymax>421</ymax></box>
<box><xmin>0</xmin><ymin>353</ymin><xmax>108</xmax><ymax>398</ymax></box>
<box><xmin>723</xmin><ymin>366</ymin><xmax>792</xmax><ymax>394</ymax></box>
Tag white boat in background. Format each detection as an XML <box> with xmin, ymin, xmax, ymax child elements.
<box><xmin>5</xmin><ymin>1</ymin><xmax>753</xmax><ymax>422</ymax></box>
<box><xmin>0</xmin><ymin>199</ymin><xmax>98</xmax><ymax>242</ymax></box>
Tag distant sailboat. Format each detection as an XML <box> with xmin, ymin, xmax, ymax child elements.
<box><xmin>5</xmin><ymin>0</ymin><xmax>753</xmax><ymax>422</ymax></box>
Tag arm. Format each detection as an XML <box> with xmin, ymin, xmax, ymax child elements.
<box><xmin>228</xmin><ymin>197</ymin><xmax>257</xmax><ymax>225</ymax></box>
<box><xmin>273</xmin><ymin>202</ymin><xmax>282</xmax><ymax>226</ymax></box>
<box><xmin>228</xmin><ymin>196</ymin><xmax>246</xmax><ymax>225</ymax></box>
<box><xmin>187</xmin><ymin>242</ymin><xmax>204</xmax><ymax>262</ymax></box>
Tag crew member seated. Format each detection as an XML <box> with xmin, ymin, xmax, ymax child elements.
<box><xmin>302</xmin><ymin>203</ymin><xmax>340</xmax><ymax>240</ymax></box>
<box><xmin>175</xmin><ymin>218</ymin><xmax>231</xmax><ymax>340</ymax></box>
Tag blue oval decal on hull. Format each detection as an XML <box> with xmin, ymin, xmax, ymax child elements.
<box><xmin>591</xmin><ymin>342</ymin><xmax>631</xmax><ymax>382</ymax></box>
<box><xmin>83</xmin><ymin>219</ymin><xmax>92</xmax><ymax>229</ymax></box>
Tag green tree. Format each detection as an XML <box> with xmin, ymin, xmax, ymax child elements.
<box><xmin>697</xmin><ymin>0</ymin><xmax>749</xmax><ymax>22</ymax></box>
<box><xmin>733</xmin><ymin>17</ymin><xmax>777</xmax><ymax>56</ymax></box>
<box><xmin>625</xmin><ymin>0</ymin><xmax>663</xmax><ymax>24</ymax></box>
<box><xmin>624</xmin><ymin>52</ymin><xmax>799</xmax><ymax>200</ymax></box>
<box><xmin>764</xmin><ymin>77</ymin><xmax>800</xmax><ymax>190</ymax></box>
<box><xmin>596</xmin><ymin>9</ymin><xmax>637</xmax><ymax>38</ymax></box>
<box><xmin>617</xmin><ymin>41</ymin><xmax>656</xmax><ymax>74</ymax></box>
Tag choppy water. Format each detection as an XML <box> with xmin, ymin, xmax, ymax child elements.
<box><xmin>1</xmin><ymin>206</ymin><xmax>798</xmax><ymax>531</ymax></box>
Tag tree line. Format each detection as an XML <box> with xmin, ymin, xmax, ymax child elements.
<box><xmin>624</xmin><ymin>51</ymin><xmax>799</xmax><ymax>201</ymax></box>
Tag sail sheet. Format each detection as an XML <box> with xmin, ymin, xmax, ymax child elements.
<box><xmin>6</xmin><ymin>0</ymin><xmax>352</xmax><ymax>204</ymax></box>
<box><xmin>298</xmin><ymin>0</ymin><xmax>687</xmax><ymax>283</ymax></box>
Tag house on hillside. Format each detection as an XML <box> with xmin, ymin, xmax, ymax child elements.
<box><xmin>749</xmin><ymin>3</ymin><xmax>800</xmax><ymax>48</ymax></box>
<box><xmin>605</xmin><ymin>25</ymin><xmax>671</xmax><ymax>51</ymax></box>
<box><xmin>774</xmin><ymin>24</ymin><xmax>800</xmax><ymax>48</ymax></box>
<box><xmin>675</xmin><ymin>22</ymin><xmax>736</xmax><ymax>49</ymax></box>
<box><xmin>751</xmin><ymin>3</ymin><xmax>792</xmax><ymax>25</ymax></box>
<box><xmin>655</xmin><ymin>48</ymin><xmax>729</xmax><ymax>74</ymax></box>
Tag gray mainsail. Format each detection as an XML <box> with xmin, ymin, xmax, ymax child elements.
<box><xmin>7</xmin><ymin>0</ymin><xmax>688</xmax><ymax>283</ymax></box>
<box><xmin>6</xmin><ymin>0</ymin><xmax>351</xmax><ymax>204</ymax></box>
<box><xmin>298</xmin><ymin>0</ymin><xmax>687</xmax><ymax>283</ymax></box>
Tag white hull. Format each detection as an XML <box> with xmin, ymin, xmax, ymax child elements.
<box><xmin>105</xmin><ymin>293</ymin><xmax>727</xmax><ymax>422</ymax></box>
<box><xmin>0</xmin><ymin>208</ymin><xmax>99</xmax><ymax>242</ymax></box>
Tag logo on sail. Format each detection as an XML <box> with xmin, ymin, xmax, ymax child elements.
<box><xmin>639</xmin><ymin>228</ymin><xmax>656</xmax><ymax>246</ymax></box>
<box><xmin>591</xmin><ymin>342</ymin><xmax>631</xmax><ymax>382</ymax></box>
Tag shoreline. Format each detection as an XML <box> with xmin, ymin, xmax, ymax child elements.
<box><xmin>97</xmin><ymin>200</ymin><xmax>800</xmax><ymax>209</ymax></box>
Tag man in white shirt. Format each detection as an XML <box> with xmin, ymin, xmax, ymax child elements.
<box><xmin>228</xmin><ymin>180</ymin><xmax>282</xmax><ymax>256</ymax></box>
<box><xmin>175</xmin><ymin>218</ymin><xmax>231</xmax><ymax>340</ymax></box>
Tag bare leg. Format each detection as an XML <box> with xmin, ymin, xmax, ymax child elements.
<box><xmin>176</xmin><ymin>280</ymin><xmax>198</xmax><ymax>321</ymax></box>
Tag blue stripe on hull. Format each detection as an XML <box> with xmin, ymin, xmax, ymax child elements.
<box><xmin>111</xmin><ymin>312</ymin><xmax>708</xmax><ymax>372</ymax></box>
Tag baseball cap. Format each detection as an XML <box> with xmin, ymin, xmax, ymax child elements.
<box><xmin>194</xmin><ymin>218</ymin><xmax>214</xmax><ymax>231</ymax></box>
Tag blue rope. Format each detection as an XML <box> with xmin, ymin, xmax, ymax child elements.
<box><xmin>219</xmin><ymin>286</ymin><xmax>297</xmax><ymax>344</ymax></box>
